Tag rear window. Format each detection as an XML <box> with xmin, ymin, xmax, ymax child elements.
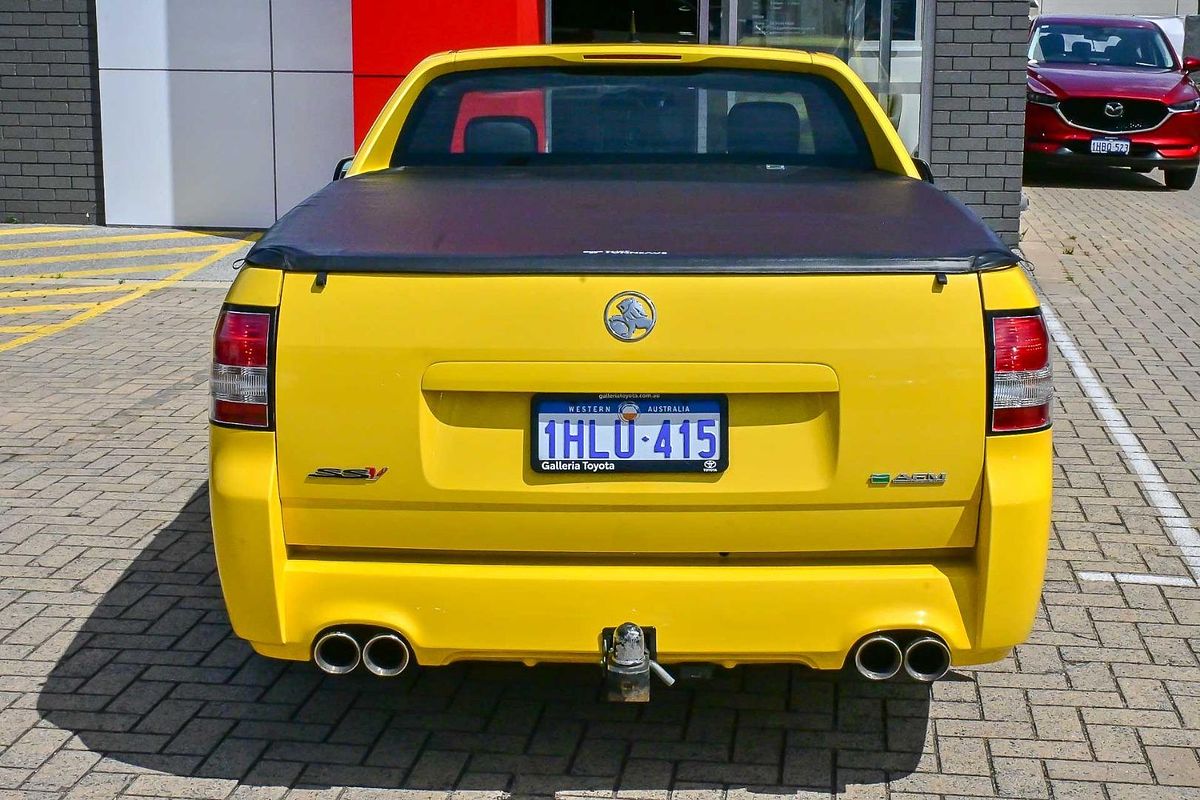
<box><xmin>392</xmin><ymin>67</ymin><xmax>874</xmax><ymax>170</ymax></box>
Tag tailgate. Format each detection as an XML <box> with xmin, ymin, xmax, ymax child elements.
<box><xmin>273</xmin><ymin>272</ymin><xmax>986</xmax><ymax>554</ymax></box>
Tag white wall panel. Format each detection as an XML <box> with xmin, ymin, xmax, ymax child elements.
<box><xmin>97</xmin><ymin>0</ymin><xmax>270</xmax><ymax>71</ymax></box>
<box><xmin>273</xmin><ymin>72</ymin><xmax>355</xmax><ymax>215</ymax></box>
<box><xmin>169</xmin><ymin>71</ymin><xmax>276</xmax><ymax>227</ymax></box>
<box><xmin>98</xmin><ymin>70</ymin><xmax>173</xmax><ymax>226</ymax></box>
<box><xmin>97</xmin><ymin>0</ymin><xmax>354</xmax><ymax>227</ymax></box>
<box><xmin>271</xmin><ymin>0</ymin><xmax>353</xmax><ymax>72</ymax></box>
<box><xmin>100</xmin><ymin>70</ymin><xmax>276</xmax><ymax>227</ymax></box>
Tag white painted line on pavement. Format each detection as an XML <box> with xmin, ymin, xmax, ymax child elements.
<box><xmin>1041</xmin><ymin>303</ymin><xmax>1200</xmax><ymax>588</ymax></box>
<box><xmin>1076</xmin><ymin>571</ymin><xmax>1196</xmax><ymax>587</ymax></box>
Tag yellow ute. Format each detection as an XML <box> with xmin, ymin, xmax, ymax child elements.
<box><xmin>209</xmin><ymin>45</ymin><xmax>1052</xmax><ymax>698</ymax></box>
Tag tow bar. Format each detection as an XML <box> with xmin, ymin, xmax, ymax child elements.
<box><xmin>601</xmin><ymin>622</ymin><xmax>675</xmax><ymax>702</ymax></box>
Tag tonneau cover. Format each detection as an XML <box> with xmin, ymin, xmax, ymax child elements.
<box><xmin>247</xmin><ymin>165</ymin><xmax>1016</xmax><ymax>274</ymax></box>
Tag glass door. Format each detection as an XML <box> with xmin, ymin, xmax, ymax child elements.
<box><xmin>720</xmin><ymin>0</ymin><xmax>927</xmax><ymax>154</ymax></box>
<box><xmin>545</xmin><ymin>0</ymin><xmax>929</xmax><ymax>156</ymax></box>
<box><xmin>549</xmin><ymin>0</ymin><xmax>702</xmax><ymax>44</ymax></box>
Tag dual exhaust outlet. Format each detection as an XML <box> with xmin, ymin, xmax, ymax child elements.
<box><xmin>853</xmin><ymin>633</ymin><xmax>951</xmax><ymax>683</ymax></box>
<box><xmin>312</xmin><ymin>629</ymin><xmax>412</xmax><ymax>677</ymax></box>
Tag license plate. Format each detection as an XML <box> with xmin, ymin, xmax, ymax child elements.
<box><xmin>1090</xmin><ymin>138</ymin><xmax>1131</xmax><ymax>155</ymax></box>
<box><xmin>532</xmin><ymin>394</ymin><xmax>728</xmax><ymax>473</ymax></box>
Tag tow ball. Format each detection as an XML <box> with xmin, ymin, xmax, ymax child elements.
<box><xmin>601</xmin><ymin>622</ymin><xmax>676</xmax><ymax>702</ymax></box>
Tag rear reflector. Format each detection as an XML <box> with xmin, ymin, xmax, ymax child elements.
<box><xmin>992</xmin><ymin>403</ymin><xmax>1050</xmax><ymax>432</ymax></box>
<box><xmin>211</xmin><ymin>309</ymin><xmax>272</xmax><ymax>428</ymax></box>
<box><xmin>991</xmin><ymin>313</ymin><xmax>1052</xmax><ymax>433</ymax></box>
<box><xmin>211</xmin><ymin>395</ymin><xmax>268</xmax><ymax>427</ymax></box>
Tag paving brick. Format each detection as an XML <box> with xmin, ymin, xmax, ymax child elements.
<box><xmin>1147</xmin><ymin>746</ymin><xmax>1200</xmax><ymax>787</ymax></box>
<box><xmin>126</xmin><ymin>775</ymin><xmax>236</xmax><ymax>799</ymax></box>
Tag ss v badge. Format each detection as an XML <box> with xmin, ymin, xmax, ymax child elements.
<box><xmin>307</xmin><ymin>466</ymin><xmax>388</xmax><ymax>481</ymax></box>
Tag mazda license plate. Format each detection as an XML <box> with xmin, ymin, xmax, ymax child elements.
<box><xmin>532</xmin><ymin>394</ymin><xmax>728</xmax><ymax>473</ymax></box>
<box><xmin>1090</xmin><ymin>138</ymin><xmax>1131</xmax><ymax>156</ymax></box>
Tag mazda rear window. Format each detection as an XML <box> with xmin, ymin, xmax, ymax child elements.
<box><xmin>392</xmin><ymin>67</ymin><xmax>874</xmax><ymax>170</ymax></box>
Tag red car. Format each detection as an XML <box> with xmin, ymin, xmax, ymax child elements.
<box><xmin>1026</xmin><ymin>15</ymin><xmax>1200</xmax><ymax>189</ymax></box>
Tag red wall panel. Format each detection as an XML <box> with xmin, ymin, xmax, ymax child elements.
<box><xmin>352</xmin><ymin>0</ymin><xmax>544</xmax><ymax>144</ymax></box>
<box><xmin>353</xmin><ymin>76</ymin><xmax>407</xmax><ymax>144</ymax></box>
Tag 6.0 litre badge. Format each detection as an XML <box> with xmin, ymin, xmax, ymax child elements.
<box><xmin>869</xmin><ymin>472</ymin><xmax>947</xmax><ymax>486</ymax></box>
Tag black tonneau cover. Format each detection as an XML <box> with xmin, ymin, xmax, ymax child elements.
<box><xmin>247</xmin><ymin>165</ymin><xmax>1016</xmax><ymax>274</ymax></box>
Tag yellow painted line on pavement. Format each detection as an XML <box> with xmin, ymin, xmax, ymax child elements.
<box><xmin>0</xmin><ymin>283</ymin><xmax>135</xmax><ymax>299</ymax></box>
<box><xmin>0</xmin><ymin>301</ymin><xmax>98</xmax><ymax>315</ymax></box>
<box><xmin>0</xmin><ymin>259</ymin><xmax>204</xmax><ymax>283</ymax></box>
<box><xmin>0</xmin><ymin>226</ymin><xmax>76</xmax><ymax>237</ymax></box>
<box><xmin>0</xmin><ymin>244</ymin><xmax>224</xmax><ymax>269</ymax></box>
<box><xmin>0</xmin><ymin>230</ymin><xmax>210</xmax><ymax>252</ymax></box>
<box><xmin>0</xmin><ymin>236</ymin><xmax>255</xmax><ymax>353</ymax></box>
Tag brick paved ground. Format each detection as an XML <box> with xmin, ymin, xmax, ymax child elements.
<box><xmin>0</xmin><ymin>171</ymin><xmax>1198</xmax><ymax>799</ymax></box>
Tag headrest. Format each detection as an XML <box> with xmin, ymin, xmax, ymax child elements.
<box><xmin>463</xmin><ymin>116</ymin><xmax>538</xmax><ymax>154</ymax></box>
<box><xmin>1039</xmin><ymin>32</ymin><xmax>1066</xmax><ymax>56</ymax></box>
<box><xmin>727</xmin><ymin>101</ymin><xmax>801</xmax><ymax>154</ymax></box>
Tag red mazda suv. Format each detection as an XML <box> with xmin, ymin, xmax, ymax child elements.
<box><xmin>1026</xmin><ymin>15</ymin><xmax>1200</xmax><ymax>190</ymax></box>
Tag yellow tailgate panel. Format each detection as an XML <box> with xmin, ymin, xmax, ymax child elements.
<box><xmin>272</xmin><ymin>272</ymin><xmax>988</xmax><ymax>554</ymax></box>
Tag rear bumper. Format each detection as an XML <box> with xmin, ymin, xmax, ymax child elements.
<box><xmin>1026</xmin><ymin>148</ymin><xmax>1200</xmax><ymax>171</ymax></box>
<box><xmin>210</xmin><ymin>427</ymin><xmax>1052</xmax><ymax>670</ymax></box>
<box><xmin>257</xmin><ymin>558</ymin><xmax>995</xmax><ymax>669</ymax></box>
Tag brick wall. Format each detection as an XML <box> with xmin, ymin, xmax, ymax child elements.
<box><xmin>929</xmin><ymin>0</ymin><xmax>1029</xmax><ymax>247</ymax></box>
<box><xmin>0</xmin><ymin>0</ymin><xmax>101</xmax><ymax>224</ymax></box>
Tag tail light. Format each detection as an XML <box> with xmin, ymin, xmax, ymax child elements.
<box><xmin>211</xmin><ymin>307</ymin><xmax>273</xmax><ymax>428</ymax></box>
<box><xmin>989</xmin><ymin>312</ymin><xmax>1052</xmax><ymax>433</ymax></box>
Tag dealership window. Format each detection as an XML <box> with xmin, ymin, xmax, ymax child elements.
<box><xmin>724</xmin><ymin>0</ymin><xmax>927</xmax><ymax>153</ymax></box>
<box><xmin>546</xmin><ymin>0</ymin><xmax>930</xmax><ymax>155</ymax></box>
<box><xmin>865</xmin><ymin>0</ymin><xmax>918</xmax><ymax>42</ymax></box>
<box><xmin>550</xmin><ymin>0</ymin><xmax>700</xmax><ymax>44</ymax></box>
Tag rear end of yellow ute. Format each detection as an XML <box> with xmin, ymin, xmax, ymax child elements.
<box><xmin>209</xmin><ymin>44</ymin><xmax>1052</xmax><ymax>700</ymax></box>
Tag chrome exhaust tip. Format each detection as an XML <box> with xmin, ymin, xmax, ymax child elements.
<box><xmin>361</xmin><ymin>632</ymin><xmax>411</xmax><ymax>677</ymax></box>
<box><xmin>313</xmin><ymin>631</ymin><xmax>361</xmax><ymax>675</ymax></box>
<box><xmin>853</xmin><ymin>635</ymin><xmax>903</xmax><ymax>681</ymax></box>
<box><xmin>904</xmin><ymin>636</ymin><xmax>951</xmax><ymax>683</ymax></box>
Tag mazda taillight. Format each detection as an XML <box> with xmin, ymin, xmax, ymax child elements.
<box><xmin>211</xmin><ymin>307</ymin><xmax>272</xmax><ymax>428</ymax></box>
<box><xmin>990</xmin><ymin>313</ymin><xmax>1052</xmax><ymax>433</ymax></box>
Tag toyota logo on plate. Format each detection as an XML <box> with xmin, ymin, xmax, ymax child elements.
<box><xmin>1104</xmin><ymin>101</ymin><xmax>1125</xmax><ymax>118</ymax></box>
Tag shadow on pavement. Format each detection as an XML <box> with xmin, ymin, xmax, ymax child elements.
<box><xmin>38</xmin><ymin>485</ymin><xmax>935</xmax><ymax>795</ymax></box>
<box><xmin>1024</xmin><ymin>163</ymin><xmax>1168</xmax><ymax>191</ymax></box>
